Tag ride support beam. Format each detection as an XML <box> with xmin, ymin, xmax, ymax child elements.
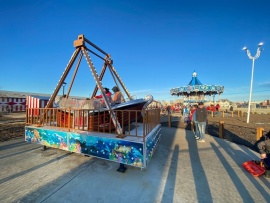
<box><xmin>91</xmin><ymin>62</ymin><xmax>108</xmax><ymax>99</ymax></box>
<box><xmin>66</xmin><ymin>51</ymin><xmax>83</xmax><ymax>98</ymax></box>
<box><xmin>108</xmin><ymin>64</ymin><xmax>132</xmax><ymax>100</ymax></box>
<box><xmin>82</xmin><ymin>47</ymin><xmax>123</xmax><ymax>136</ymax></box>
<box><xmin>45</xmin><ymin>48</ymin><xmax>81</xmax><ymax>109</ymax></box>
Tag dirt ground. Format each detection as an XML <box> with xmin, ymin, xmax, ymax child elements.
<box><xmin>1</xmin><ymin>111</ymin><xmax>270</xmax><ymax>150</ymax></box>
<box><xmin>0</xmin><ymin>112</ymin><xmax>25</xmax><ymax>141</ymax></box>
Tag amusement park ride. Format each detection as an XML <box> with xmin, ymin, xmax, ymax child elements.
<box><xmin>25</xmin><ymin>34</ymin><xmax>161</xmax><ymax>172</ymax></box>
<box><xmin>170</xmin><ymin>71</ymin><xmax>224</xmax><ymax>104</ymax></box>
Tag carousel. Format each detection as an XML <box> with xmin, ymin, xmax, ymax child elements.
<box><xmin>170</xmin><ymin>71</ymin><xmax>224</xmax><ymax>104</ymax></box>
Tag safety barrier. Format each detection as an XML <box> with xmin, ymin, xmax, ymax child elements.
<box><xmin>26</xmin><ymin>107</ymin><xmax>160</xmax><ymax>140</ymax></box>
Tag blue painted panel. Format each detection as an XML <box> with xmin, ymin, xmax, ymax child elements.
<box><xmin>25</xmin><ymin>127</ymin><xmax>144</xmax><ymax>168</ymax></box>
<box><xmin>145</xmin><ymin>125</ymin><xmax>161</xmax><ymax>167</ymax></box>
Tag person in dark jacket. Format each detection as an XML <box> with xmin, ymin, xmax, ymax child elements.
<box><xmin>257</xmin><ymin>131</ymin><xmax>270</xmax><ymax>160</ymax></box>
<box><xmin>196</xmin><ymin>102</ymin><xmax>208</xmax><ymax>142</ymax></box>
<box><xmin>257</xmin><ymin>132</ymin><xmax>270</xmax><ymax>177</ymax></box>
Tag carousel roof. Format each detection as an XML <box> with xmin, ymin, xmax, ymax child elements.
<box><xmin>170</xmin><ymin>71</ymin><xmax>224</xmax><ymax>96</ymax></box>
<box><xmin>188</xmin><ymin>71</ymin><xmax>202</xmax><ymax>86</ymax></box>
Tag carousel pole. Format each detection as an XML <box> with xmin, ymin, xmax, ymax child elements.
<box><xmin>242</xmin><ymin>42</ymin><xmax>263</xmax><ymax>123</ymax></box>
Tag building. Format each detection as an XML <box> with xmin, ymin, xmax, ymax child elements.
<box><xmin>0</xmin><ymin>90</ymin><xmax>86</xmax><ymax>113</ymax></box>
<box><xmin>0</xmin><ymin>90</ymin><xmax>50</xmax><ymax>113</ymax></box>
<box><xmin>0</xmin><ymin>96</ymin><xmax>26</xmax><ymax>112</ymax></box>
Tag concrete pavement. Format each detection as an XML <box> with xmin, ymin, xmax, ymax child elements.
<box><xmin>0</xmin><ymin>127</ymin><xmax>269</xmax><ymax>203</ymax></box>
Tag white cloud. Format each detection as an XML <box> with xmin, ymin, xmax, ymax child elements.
<box><xmin>258</xmin><ymin>81</ymin><xmax>270</xmax><ymax>87</ymax></box>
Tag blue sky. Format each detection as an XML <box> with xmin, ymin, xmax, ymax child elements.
<box><xmin>0</xmin><ymin>0</ymin><xmax>270</xmax><ymax>102</ymax></box>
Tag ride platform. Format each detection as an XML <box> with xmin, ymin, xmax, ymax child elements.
<box><xmin>25</xmin><ymin>113</ymin><xmax>161</xmax><ymax>170</ymax></box>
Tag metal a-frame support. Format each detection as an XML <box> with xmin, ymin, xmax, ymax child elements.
<box><xmin>45</xmin><ymin>48</ymin><xmax>81</xmax><ymax>109</ymax></box>
<box><xmin>43</xmin><ymin>34</ymin><xmax>126</xmax><ymax>136</ymax></box>
<box><xmin>90</xmin><ymin>55</ymin><xmax>132</xmax><ymax>101</ymax></box>
<box><xmin>81</xmin><ymin>47</ymin><xmax>123</xmax><ymax>135</ymax></box>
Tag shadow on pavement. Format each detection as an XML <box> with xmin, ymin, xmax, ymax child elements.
<box><xmin>0</xmin><ymin>140</ymin><xmax>27</xmax><ymax>151</ymax></box>
<box><xmin>210</xmin><ymin>142</ymin><xmax>254</xmax><ymax>202</ymax></box>
<box><xmin>213</xmin><ymin>138</ymin><xmax>270</xmax><ymax>201</ymax></box>
<box><xmin>161</xmin><ymin>145</ymin><xmax>179</xmax><ymax>202</ymax></box>
<box><xmin>16</xmin><ymin>127</ymin><xmax>178</xmax><ymax>202</ymax></box>
<box><xmin>185</xmin><ymin>128</ymin><xmax>213</xmax><ymax>203</ymax></box>
<box><xmin>0</xmin><ymin>146</ymin><xmax>41</xmax><ymax>160</ymax></box>
<box><xmin>0</xmin><ymin>153</ymin><xmax>71</xmax><ymax>185</ymax></box>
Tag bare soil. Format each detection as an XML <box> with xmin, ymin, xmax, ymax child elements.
<box><xmin>0</xmin><ymin>112</ymin><xmax>25</xmax><ymax>142</ymax></box>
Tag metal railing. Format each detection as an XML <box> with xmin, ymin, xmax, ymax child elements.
<box><xmin>26</xmin><ymin>107</ymin><xmax>160</xmax><ymax>139</ymax></box>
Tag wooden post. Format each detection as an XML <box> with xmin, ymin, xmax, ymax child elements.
<box><xmin>237</xmin><ymin>110</ymin><xmax>240</xmax><ymax>117</ymax></box>
<box><xmin>219</xmin><ymin>121</ymin><xmax>224</xmax><ymax>139</ymax></box>
<box><xmin>211</xmin><ymin>111</ymin><xmax>214</xmax><ymax>117</ymax></box>
<box><xmin>256</xmin><ymin>127</ymin><xmax>264</xmax><ymax>141</ymax></box>
<box><xmin>68</xmin><ymin>107</ymin><xmax>71</xmax><ymax>131</ymax></box>
<box><xmin>168</xmin><ymin>114</ymin><xmax>171</xmax><ymax>127</ymax></box>
<box><xmin>222</xmin><ymin>111</ymin><xmax>224</xmax><ymax>118</ymax></box>
<box><xmin>231</xmin><ymin>111</ymin><xmax>234</xmax><ymax>117</ymax></box>
<box><xmin>26</xmin><ymin>107</ymin><xmax>28</xmax><ymax>124</ymax></box>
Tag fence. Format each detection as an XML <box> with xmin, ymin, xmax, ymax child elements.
<box><xmin>165</xmin><ymin>112</ymin><xmax>267</xmax><ymax>151</ymax></box>
<box><xmin>26</xmin><ymin>107</ymin><xmax>160</xmax><ymax>140</ymax></box>
<box><xmin>207</xmin><ymin>110</ymin><xmax>270</xmax><ymax>118</ymax></box>
<box><xmin>208</xmin><ymin>121</ymin><xmax>265</xmax><ymax>151</ymax></box>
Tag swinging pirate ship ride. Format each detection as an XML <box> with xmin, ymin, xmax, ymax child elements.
<box><xmin>25</xmin><ymin>34</ymin><xmax>161</xmax><ymax>171</ymax></box>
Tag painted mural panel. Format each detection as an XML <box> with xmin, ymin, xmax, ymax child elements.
<box><xmin>145</xmin><ymin>125</ymin><xmax>161</xmax><ymax>167</ymax></box>
<box><xmin>25</xmin><ymin>127</ymin><xmax>144</xmax><ymax>168</ymax></box>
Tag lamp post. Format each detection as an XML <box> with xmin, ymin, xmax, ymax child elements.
<box><xmin>62</xmin><ymin>81</ymin><xmax>67</xmax><ymax>96</ymax></box>
<box><xmin>242</xmin><ymin>42</ymin><xmax>263</xmax><ymax>123</ymax></box>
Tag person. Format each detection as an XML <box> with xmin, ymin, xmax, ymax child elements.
<box><xmin>190</xmin><ymin>104</ymin><xmax>199</xmax><ymax>139</ymax></box>
<box><xmin>111</xmin><ymin>86</ymin><xmax>123</xmax><ymax>104</ymax></box>
<box><xmin>196</xmin><ymin>102</ymin><xmax>208</xmax><ymax>142</ymax></box>
<box><xmin>95</xmin><ymin>87</ymin><xmax>112</xmax><ymax>103</ymax></box>
<box><xmin>183</xmin><ymin>105</ymin><xmax>190</xmax><ymax>125</ymax></box>
<box><xmin>215</xmin><ymin>103</ymin><xmax>220</xmax><ymax>115</ymax></box>
<box><xmin>216</xmin><ymin>103</ymin><xmax>220</xmax><ymax>111</ymax></box>
<box><xmin>166</xmin><ymin>105</ymin><xmax>171</xmax><ymax>115</ymax></box>
<box><xmin>257</xmin><ymin>132</ymin><xmax>270</xmax><ymax>177</ymax></box>
<box><xmin>258</xmin><ymin>139</ymin><xmax>270</xmax><ymax>159</ymax></box>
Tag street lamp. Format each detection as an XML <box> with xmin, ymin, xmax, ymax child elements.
<box><xmin>242</xmin><ymin>42</ymin><xmax>263</xmax><ymax>123</ymax></box>
<box><xmin>62</xmin><ymin>81</ymin><xmax>67</xmax><ymax>96</ymax></box>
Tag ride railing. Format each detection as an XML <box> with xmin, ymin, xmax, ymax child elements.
<box><xmin>26</xmin><ymin>108</ymin><xmax>160</xmax><ymax>140</ymax></box>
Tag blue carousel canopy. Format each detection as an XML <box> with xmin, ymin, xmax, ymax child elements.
<box><xmin>188</xmin><ymin>71</ymin><xmax>202</xmax><ymax>86</ymax></box>
<box><xmin>170</xmin><ymin>71</ymin><xmax>224</xmax><ymax>96</ymax></box>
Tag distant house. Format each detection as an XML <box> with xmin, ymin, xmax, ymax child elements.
<box><xmin>0</xmin><ymin>90</ymin><xmax>86</xmax><ymax>113</ymax></box>
<box><xmin>218</xmin><ymin>99</ymin><xmax>230</xmax><ymax>107</ymax></box>
<box><xmin>0</xmin><ymin>92</ymin><xmax>50</xmax><ymax>113</ymax></box>
<box><xmin>0</xmin><ymin>96</ymin><xmax>26</xmax><ymax>112</ymax></box>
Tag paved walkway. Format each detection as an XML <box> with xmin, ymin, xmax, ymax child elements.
<box><xmin>0</xmin><ymin>127</ymin><xmax>269</xmax><ymax>203</ymax></box>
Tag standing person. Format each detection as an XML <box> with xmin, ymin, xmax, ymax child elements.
<box><xmin>190</xmin><ymin>105</ymin><xmax>199</xmax><ymax>139</ymax></box>
<box><xmin>112</xmin><ymin>86</ymin><xmax>123</xmax><ymax>104</ymax></box>
<box><xmin>216</xmin><ymin>103</ymin><xmax>220</xmax><ymax>111</ymax></box>
<box><xmin>166</xmin><ymin>105</ymin><xmax>171</xmax><ymax>115</ymax></box>
<box><xmin>196</xmin><ymin>102</ymin><xmax>208</xmax><ymax>142</ymax></box>
<box><xmin>183</xmin><ymin>105</ymin><xmax>190</xmax><ymax>125</ymax></box>
<box><xmin>216</xmin><ymin>103</ymin><xmax>220</xmax><ymax>115</ymax></box>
